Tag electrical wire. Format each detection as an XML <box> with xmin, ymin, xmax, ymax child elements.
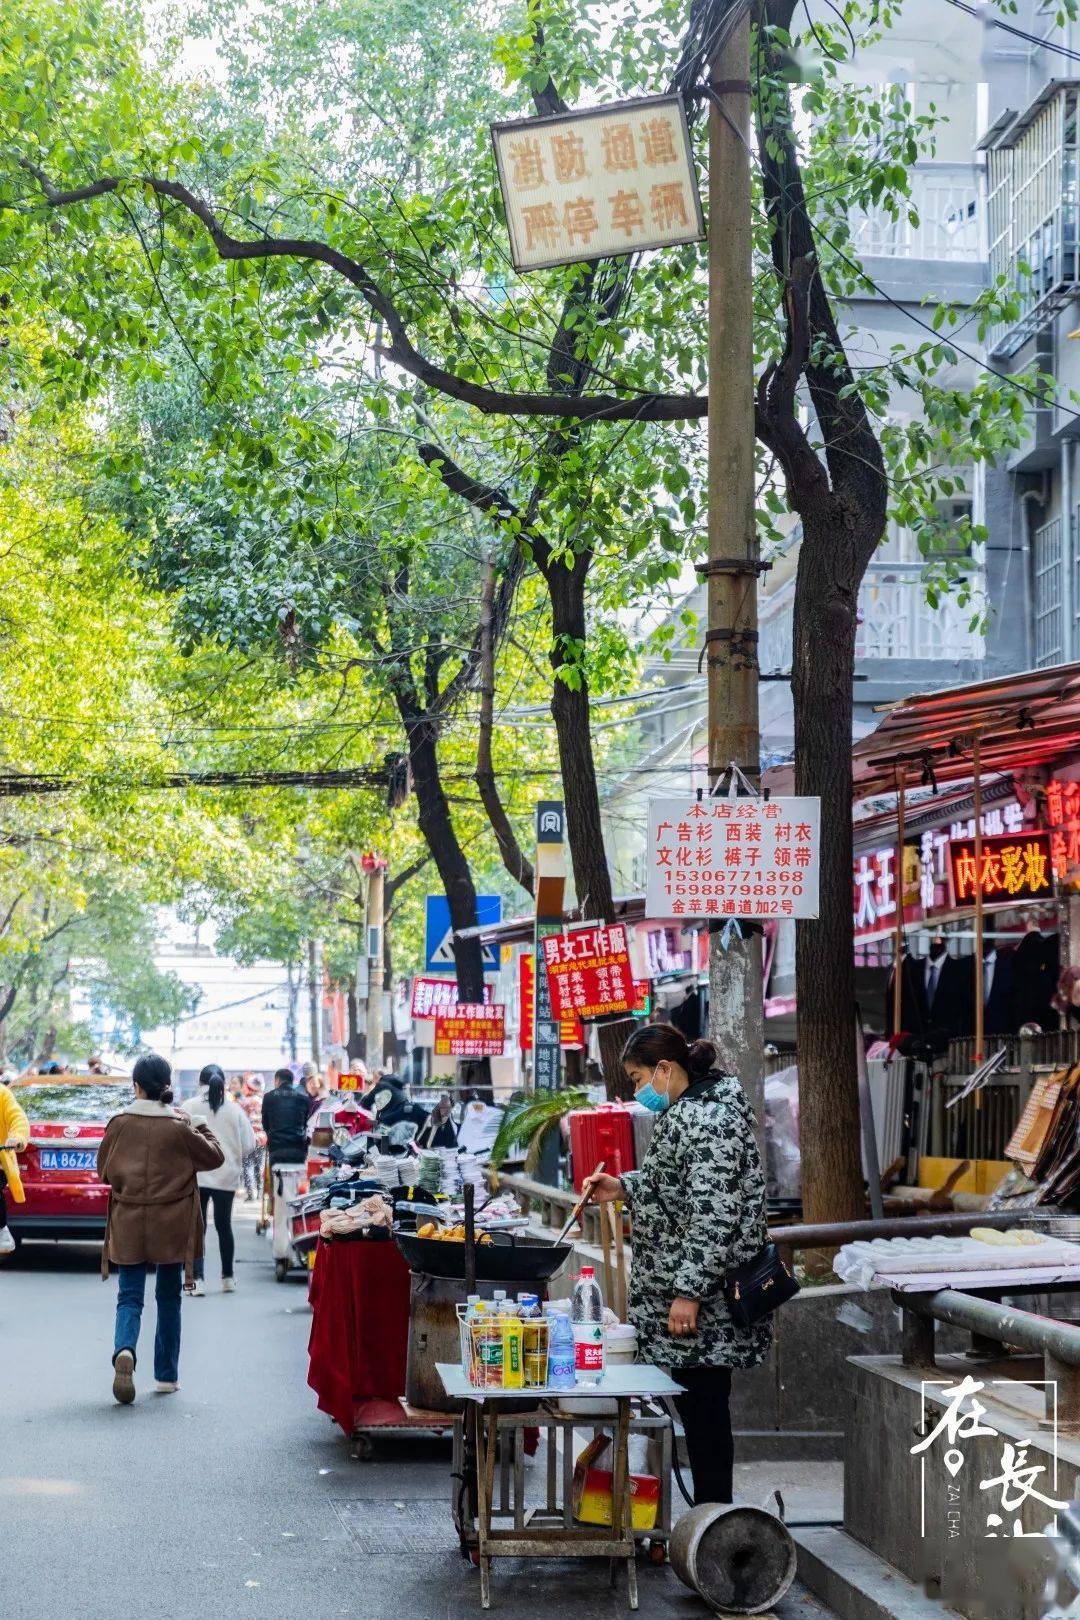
<box><xmin>944</xmin><ymin>0</ymin><xmax>1080</xmax><ymax>67</ymax></box>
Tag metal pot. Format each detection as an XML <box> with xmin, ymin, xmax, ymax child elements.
<box><xmin>669</xmin><ymin>1502</ymin><xmax>796</xmax><ymax>1615</ymax></box>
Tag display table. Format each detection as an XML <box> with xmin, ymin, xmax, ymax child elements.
<box><xmin>307</xmin><ymin>1237</ymin><xmax>411</xmax><ymax>1433</ymax></box>
<box><xmin>437</xmin><ymin>1362</ymin><xmax>681</xmax><ymax>1611</ymax></box>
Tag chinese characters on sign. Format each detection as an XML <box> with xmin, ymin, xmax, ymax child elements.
<box><xmin>910</xmin><ymin>1374</ymin><xmax>1065</xmax><ymax>1539</ymax></box>
<box><xmin>646</xmin><ymin>797</ymin><xmax>821</xmax><ymax>920</ymax></box>
<box><xmin>540</xmin><ymin>923</ymin><xmax>635</xmax><ymax>1022</ymax></box>
<box><xmin>491</xmin><ymin>95</ymin><xmax>704</xmax><ymax>272</ymax></box>
<box><xmin>518</xmin><ymin>952</ymin><xmax>584</xmax><ymax>1050</ymax></box>
<box><xmin>948</xmin><ymin>832</ymin><xmax>1054</xmax><ymax>906</ymax></box>
<box><xmin>1045</xmin><ymin>778</ymin><xmax>1080</xmax><ymax>880</ymax></box>
<box><xmin>433</xmin><ymin>1002</ymin><xmax>506</xmax><ymax>1058</ymax></box>
<box><xmin>410</xmin><ymin>977</ymin><xmax>491</xmax><ymax>1020</ymax></box>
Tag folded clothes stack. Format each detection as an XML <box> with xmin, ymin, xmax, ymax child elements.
<box><xmin>320</xmin><ymin>1193</ymin><xmax>395</xmax><ymax>1238</ymax></box>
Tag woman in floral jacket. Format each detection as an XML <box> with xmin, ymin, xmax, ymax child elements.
<box><xmin>583</xmin><ymin>1023</ymin><xmax>771</xmax><ymax>1504</ymax></box>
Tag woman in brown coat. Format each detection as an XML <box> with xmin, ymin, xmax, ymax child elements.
<box><xmin>97</xmin><ymin>1052</ymin><xmax>224</xmax><ymax>1404</ymax></box>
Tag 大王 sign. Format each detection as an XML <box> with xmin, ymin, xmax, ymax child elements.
<box><xmin>491</xmin><ymin>95</ymin><xmax>704</xmax><ymax>272</ymax></box>
<box><xmin>646</xmin><ymin>796</ymin><xmax>821</xmax><ymax>920</ymax></box>
<box><xmin>433</xmin><ymin>1002</ymin><xmax>506</xmax><ymax>1058</ymax></box>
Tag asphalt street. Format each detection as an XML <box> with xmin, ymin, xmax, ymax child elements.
<box><xmin>2</xmin><ymin>1209</ymin><xmax>841</xmax><ymax>1619</ymax></box>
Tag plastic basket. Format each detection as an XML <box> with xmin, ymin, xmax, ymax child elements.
<box><xmin>456</xmin><ymin>1306</ymin><xmax>549</xmax><ymax>1389</ymax></box>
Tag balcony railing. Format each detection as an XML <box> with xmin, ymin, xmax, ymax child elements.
<box><xmin>855</xmin><ymin>562</ymin><xmax>983</xmax><ymax>660</ymax></box>
<box><xmin>849</xmin><ymin>162</ymin><xmax>982</xmax><ymax>264</ymax></box>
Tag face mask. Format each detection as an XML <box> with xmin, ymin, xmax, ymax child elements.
<box><xmin>636</xmin><ymin>1065</ymin><xmax>670</xmax><ymax>1114</ymax></box>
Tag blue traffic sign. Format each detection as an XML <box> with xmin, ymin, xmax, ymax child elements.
<box><xmin>425</xmin><ymin>894</ymin><xmax>502</xmax><ymax>972</ymax></box>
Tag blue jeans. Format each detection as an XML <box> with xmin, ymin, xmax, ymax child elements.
<box><xmin>113</xmin><ymin>1263</ymin><xmax>183</xmax><ymax>1382</ymax></box>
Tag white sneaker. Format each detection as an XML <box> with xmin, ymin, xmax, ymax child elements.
<box><xmin>154</xmin><ymin>1381</ymin><xmax>180</xmax><ymax>1394</ymax></box>
<box><xmin>221</xmin><ymin>1278</ymin><xmax>236</xmax><ymax>1293</ymax></box>
<box><xmin>0</xmin><ymin>1228</ymin><xmax>15</xmax><ymax>1256</ymax></box>
<box><xmin>190</xmin><ymin>1279</ymin><xmax>205</xmax><ymax>1297</ymax></box>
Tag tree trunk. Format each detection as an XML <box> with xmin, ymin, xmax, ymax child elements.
<box><xmin>346</xmin><ymin>985</ymin><xmax>365</xmax><ymax>1063</ymax></box>
<box><xmin>545</xmin><ymin>562</ymin><xmax>630</xmax><ymax>1098</ymax></box>
<box><xmin>791</xmin><ymin>517</ymin><xmax>865</xmax><ymax>1224</ymax></box>
<box><xmin>407</xmin><ymin>715</ymin><xmax>486</xmax><ymax>1002</ymax></box>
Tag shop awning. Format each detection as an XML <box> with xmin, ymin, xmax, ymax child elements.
<box><xmin>850</xmin><ymin>661</ymin><xmax>1080</xmax><ymax>800</ymax></box>
<box><xmin>454</xmin><ymin>894</ymin><xmax>649</xmax><ymax>949</ymax></box>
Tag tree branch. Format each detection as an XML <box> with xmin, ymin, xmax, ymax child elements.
<box><xmin>16</xmin><ymin>159</ymin><xmax>704</xmax><ymax>423</ymax></box>
<box><xmin>476</xmin><ymin>553</ymin><xmax>535</xmax><ymax>895</ymax></box>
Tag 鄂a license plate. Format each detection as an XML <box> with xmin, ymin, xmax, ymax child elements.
<box><xmin>39</xmin><ymin>1148</ymin><xmax>98</xmax><ymax>1172</ymax></box>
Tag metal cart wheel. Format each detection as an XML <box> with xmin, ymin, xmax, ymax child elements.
<box><xmin>648</xmin><ymin>1540</ymin><xmax>667</xmax><ymax>1565</ymax></box>
<box><xmin>274</xmin><ymin>1258</ymin><xmax>289</xmax><ymax>1282</ymax></box>
<box><xmin>351</xmin><ymin>1434</ymin><xmax>375</xmax><ymax>1462</ymax></box>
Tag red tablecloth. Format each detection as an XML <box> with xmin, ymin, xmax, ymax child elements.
<box><xmin>307</xmin><ymin>1237</ymin><xmax>412</xmax><ymax>1434</ymax></box>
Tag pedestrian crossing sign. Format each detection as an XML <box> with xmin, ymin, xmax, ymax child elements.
<box><xmin>424</xmin><ymin>894</ymin><xmax>502</xmax><ymax>971</ymax></box>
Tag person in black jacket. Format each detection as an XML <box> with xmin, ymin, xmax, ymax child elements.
<box><xmin>261</xmin><ymin>1068</ymin><xmax>310</xmax><ymax>1166</ymax></box>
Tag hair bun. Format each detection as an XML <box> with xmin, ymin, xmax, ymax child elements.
<box><xmin>686</xmin><ymin>1040</ymin><xmax>716</xmax><ymax>1079</ymax></box>
<box><xmin>161</xmin><ymin>1087</ymin><xmax>175</xmax><ymax>1106</ymax></box>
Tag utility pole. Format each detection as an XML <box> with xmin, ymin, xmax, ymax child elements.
<box><xmin>702</xmin><ymin>6</ymin><xmax>765</xmax><ymax>1139</ymax></box>
<box><xmin>307</xmin><ymin>938</ymin><xmax>322</xmax><ymax>1070</ymax></box>
<box><xmin>362</xmin><ymin>852</ymin><xmax>388</xmax><ymax>1073</ymax></box>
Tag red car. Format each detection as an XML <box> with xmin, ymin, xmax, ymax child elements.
<box><xmin>7</xmin><ymin>1074</ymin><xmax>130</xmax><ymax>1248</ymax></box>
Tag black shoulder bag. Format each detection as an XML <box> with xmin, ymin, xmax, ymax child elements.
<box><xmin>723</xmin><ymin>1240</ymin><xmax>800</xmax><ymax>1329</ymax></box>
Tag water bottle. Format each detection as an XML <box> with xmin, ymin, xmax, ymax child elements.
<box><xmin>545</xmin><ymin>1303</ymin><xmax>576</xmax><ymax>1389</ymax></box>
<box><xmin>571</xmin><ymin>1265</ymin><xmax>605</xmax><ymax>1385</ymax></box>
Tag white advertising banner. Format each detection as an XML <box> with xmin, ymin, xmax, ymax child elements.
<box><xmin>491</xmin><ymin>94</ymin><xmax>704</xmax><ymax>272</ymax></box>
<box><xmin>646</xmin><ymin>796</ymin><xmax>822</xmax><ymax>921</ymax></box>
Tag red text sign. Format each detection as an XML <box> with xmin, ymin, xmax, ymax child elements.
<box><xmin>411</xmin><ymin>977</ymin><xmax>490</xmax><ymax>1019</ymax></box>
<box><xmin>519</xmin><ymin>952</ymin><xmax>584</xmax><ymax>1049</ymax></box>
<box><xmin>433</xmin><ymin>1003</ymin><xmax>506</xmax><ymax>1058</ymax></box>
<box><xmin>1046</xmin><ymin>779</ymin><xmax>1080</xmax><ymax>880</ymax></box>
<box><xmin>646</xmin><ymin>796</ymin><xmax>820</xmax><ymax>920</ymax></box>
<box><xmin>949</xmin><ymin>832</ymin><xmax>1054</xmax><ymax>906</ymax></box>
<box><xmin>540</xmin><ymin>923</ymin><xmax>633</xmax><ymax>1022</ymax></box>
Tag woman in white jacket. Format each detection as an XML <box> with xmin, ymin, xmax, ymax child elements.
<box><xmin>182</xmin><ymin>1063</ymin><xmax>256</xmax><ymax>1296</ymax></box>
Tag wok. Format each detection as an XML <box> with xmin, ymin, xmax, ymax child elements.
<box><xmin>393</xmin><ymin>1227</ymin><xmax>572</xmax><ymax>1282</ymax></box>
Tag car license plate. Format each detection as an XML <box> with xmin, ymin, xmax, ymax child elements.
<box><xmin>38</xmin><ymin>1148</ymin><xmax>98</xmax><ymax>1172</ymax></box>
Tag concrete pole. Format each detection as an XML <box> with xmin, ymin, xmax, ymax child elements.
<box><xmin>307</xmin><ymin>938</ymin><xmax>322</xmax><ymax>1069</ymax></box>
<box><xmin>703</xmin><ymin>8</ymin><xmax>765</xmax><ymax>1139</ymax></box>
<box><xmin>365</xmin><ymin>864</ymin><xmax>386</xmax><ymax>1071</ymax></box>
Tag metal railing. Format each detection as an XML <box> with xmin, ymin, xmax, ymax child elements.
<box><xmin>850</xmin><ymin>162</ymin><xmax>982</xmax><ymax>263</ymax></box>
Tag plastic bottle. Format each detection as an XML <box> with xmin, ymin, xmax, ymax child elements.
<box><xmin>571</xmin><ymin>1265</ymin><xmax>606</xmax><ymax>1385</ymax></box>
<box><xmin>473</xmin><ymin>1301</ymin><xmax>503</xmax><ymax>1388</ymax></box>
<box><xmin>545</xmin><ymin>1303</ymin><xmax>576</xmax><ymax>1390</ymax></box>
<box><xmin>502</xmin><ymin>1303</ymin><xmax>525</xmax><ymax>1390</ymax></box>
<box><xmin>517</xmin><ymin>1294</ymin><xmax>544</xmax><ymax>1385</ymax></box>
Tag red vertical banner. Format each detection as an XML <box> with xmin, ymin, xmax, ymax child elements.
<box><xmin>519</xmin><ymin>952</ymin><xmax>584</xmax><ymax>1049</ymax></box>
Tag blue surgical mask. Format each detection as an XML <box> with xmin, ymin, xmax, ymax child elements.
<box><xmin>636</xmin><ymin>1065</ymin><xmax>670</xmax><ymax>1114</ymax></box>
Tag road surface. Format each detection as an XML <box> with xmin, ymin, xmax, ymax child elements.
<box><xmin>2</xmin><ymin>1210</ymin><xmax>840</xmax><ymax>1619</ymax></box>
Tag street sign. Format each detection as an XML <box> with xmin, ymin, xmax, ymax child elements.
<box><xmin>491</xmin><ymin>94</ymin><xmax>704</xmax><ymax>273</ymax></box>
<box><xmin>424</xmin><ymin>893</ymin><xmax>502</xmax><ymax>971</ymax></box>
<box><xmin>540</xmin><ymin>923</ymin><xmax>635</xmax><ymax>1022</ymax></box>
<box><xmin>433</xmin><ymin>1002</ymin><xmax>506</xmax><ymax>1058</ymax></box>
<box><xmin>646</xmin><ymin>796</ymin><xmax>821</xmax><ymax>920</ymax></box>
<box><xmin>948</xmin><ymin>832</ymin><xmax>1054</xmax><ymax>906</ymax></box>
<box><xmin>533</xmin><ymin>920</ymin><xmax>563</xmax><ymax>1090</ymax></box>
<box><xmin>519</xmin><ymin>951</ymin><xmax>583</xmax><ymax>1049</ymax></box>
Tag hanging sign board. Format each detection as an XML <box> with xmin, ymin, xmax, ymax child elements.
<box><xmin>411</xmin><ymin>977</ymin><xmax>491</xmax><ymax>1019</ymax></box>
<box><xmin>948</xmin><ymin>832</ymin><xmax>1054</xmax><ymax>906</ymax></box>
<box><xmin>646</xmin><ymin>796</ymin><xmax>821</xmax><ymax>920</ymax></box>
<box><xmin>519</xmin><ymin>952</ymin><xmax>584</xmax><ymax>1049</ymax></box>
<box><xmin>540</xmin><ymin>923</ymin><xmax>634</xmax><ymax>1022</ymax></box>
<box><xmin>491</xmin><ymin>94</ymin><xmax>704</xmax><ymax>273</ymax></box>
<box><xmin>433</xmin><ymin>1002</ymin><xmax>506</xmax><ymax>1058</ymax></box>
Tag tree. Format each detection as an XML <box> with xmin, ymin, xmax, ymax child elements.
<box><xmin>0</xmin><ymin>0</ymin><xmax>1041</xmax><ymax>1199</ymax></box>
